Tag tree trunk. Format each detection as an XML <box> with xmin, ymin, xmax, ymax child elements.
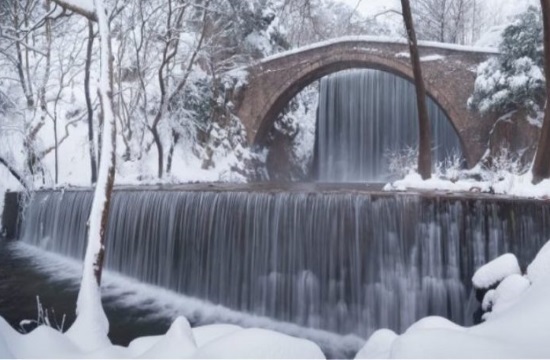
<box><xmin>0</xmin><ymin>157</ymin><xmax>28</xmax><ymax>190</ymax></box>
<box><xmin>532</xmin><ymin>0</ymin><xmax>550</xmax><ymax>184</ymax></box>
<box><xmin>50</xmin><ymin>0</ymin><xmax>115</xmax><ymax>352</ymax></box>
<box><xmin>401</xmin><ymin>0</ymin><xmax>432</xmax><ymax>180</ymax></box>
<box><xmin>85</xmin><ymin>21</ymin><xmax>98</xmax><ymax>184</ymax></box>
<box><xmin>151</xmin><ymin>126</ymin><xmax>164</xmax><ymax>178</ymax></box>
<box><xmin>166</xmin><ymin>130</ymin><xmax>180</xmax><ymax>174</ymax></box>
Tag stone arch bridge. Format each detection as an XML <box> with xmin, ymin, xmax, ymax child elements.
<box><xmin>232</xmin><ymin>37</ymin><xmax>499</xmax><ymax>167</ymax></box>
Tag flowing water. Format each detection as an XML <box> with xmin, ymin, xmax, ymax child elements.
<box><xmin>18</xmin><ymin>186</ymin><xmax>550</xmax><ymax>340</ymax></box>
<box><xmin>315</xmin><ymin>69</ymin><xmax>463</xmax><ymax>182</ymax></box>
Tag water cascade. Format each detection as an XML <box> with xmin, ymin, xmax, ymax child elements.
<box><xmin>19</xmin><ymin>188</ymin><xmax>549</xmax><ymax>338</ymax></box>
<box><xmin>315</xmin><ymin>69</ymin><xmax>463</xmax><ymax>182</ymax></box>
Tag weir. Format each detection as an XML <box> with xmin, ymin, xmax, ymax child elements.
<box><xmin>16</xmin><ymin>186</ymin><xmax>550</xmax><ymax>338</ymax></box>
<box><xmin>314</xmin><ymin>69</ymin><xmax>463</xmax><ymax>182</ymax></box>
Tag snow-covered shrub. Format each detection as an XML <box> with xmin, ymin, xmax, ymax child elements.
<box><xmin>434</xmin><ymin>152</ymin><xmax>465</xmax><ymax>182</ymax></box>
<box><xmin>386</xmin><ymin>146</ymin><xmax>418</xmax><ymax>178</ymax></box>
<box><xmin>469</xmin><ymin>6</ymin><xmax>545</xmax><ymax>114</ymax></box>
<box><xmin>19</xmin><ymin>296</ymin><xmax>65</xmax><ymax>334</ymax></box>
<box><xmin>483</xmin><ymin>147</ymin><xmax>529</xmax><ymax>182</ymax></box>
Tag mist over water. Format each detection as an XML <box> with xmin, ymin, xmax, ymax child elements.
<box><xmin>314</xmin><ymin>69</ymin><xmax>463</xmax><ymax>182</ymax></box>
<box><xmin>20</xmin><ymin>189</ymin><xmax>548</xmax><ymax>339</ymax></box>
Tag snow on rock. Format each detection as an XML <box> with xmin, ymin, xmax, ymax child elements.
<box><xmin>482</xmin><ymin>289</ymin><xmax>496</xmax><ymax>311</ymax></box>
<box><xmin>483</xmin><ymin>274</ymin><xmax>530</xmax><ymax>320</ymax></box>
<box><xmin>192</xmin><ymin>328</ymin><xmax>325</xmax><ymax>359</ymax></box>
<box><xmin>389</xmin><ymin>328</ymin><xmax>530</xmax><ymax>359</ymax></box>
<box><xmin>384</xmin><ymin>172</ymin><xmax>492</xmax><ymax>193</ymax></box>
<box><xmin>139</xmin><ymin>317</ymin><xmax>196</xmax><ymax>358</ymax></box>
<box><xmin>354</xmin><ymin>329</ymin><xmax>397</xmax><ymax>359</ymax></box>
<box><xmin>526</xmin><ymin>240</ymin><xmax>550</xmax><ymax>284</ymax></box>
<box><xmin>362</xmin><ymin>243</ymin><xmax>550</xmax><ymax>358</ymax></box>
<box><xmin>192</xmin><ymin>324</ymin><xmax>243</xmax><ymax>347</ymax></box>
<box><xmin>472</xmin><ymin>253</ymin><xmax>521</xmax><ymax>289</ymax></box>
<box><xmin>404</xmin><ymin>316</ymin><xmax>465</xmax><ymax>333</ymax></box>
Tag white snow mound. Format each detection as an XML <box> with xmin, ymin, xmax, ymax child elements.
<box><xmin>483</xmin><ymin>274</ymin><xmax>530</xmax><ymax>320</ymax></box>
<box><xmin>354</xmin><ymin>329</ymin><xmax>397</xmax><ymax>359</ymax></box>
<box><xmin>527</xmin><ymin>240</ymin><xmax>550</xmax><ymax>284</ymax></box>
<box><xmin>472</xmin><ymin>253</ymin><xmax>521</xmax><ymax>289</ymax></box>
<box><xmin>192</xmin><ymin>328</ymin><xmax>325</xmax><ymax>359</ymax></box>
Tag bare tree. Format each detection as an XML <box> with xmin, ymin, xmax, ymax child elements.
<box><xmin>411</xmin><ymin>0</ymin><xmax>482</xmax><ymax>45</ymax></box>
<box><xmin>532</xmin><ymin>0</ymin><xmax>550</xmax><ymax>184</ymax></box>
<box><xmin>401</xmin><ymin>0</ymin><xmax>432</xmax><ymax>179</ymax></box>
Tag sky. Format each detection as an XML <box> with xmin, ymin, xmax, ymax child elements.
<box><xmin>339</xmin><ymin>0</ymin><xmax>539</xmax><ymax>25</ymax></box>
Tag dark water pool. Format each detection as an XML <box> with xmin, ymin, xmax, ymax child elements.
<box><xmin>0</xmin><ymin>240</ymin><xmax>362</xmax><ymax>359</ymax></box>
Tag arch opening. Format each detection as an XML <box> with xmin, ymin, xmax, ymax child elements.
<box><xmin>262</xmin><ymin>67</ymin><xmax>466</xmax><ymax>182</ymax></box>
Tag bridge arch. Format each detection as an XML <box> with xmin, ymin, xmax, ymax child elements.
<box><xmin>234</xmin><ymin>39</ymin><xmax>498</xmax><ymax>167</ymax></box>
<box><xmin>257</xmin><ymin>56</ymin><xmax>464</xmax><ymax>155</ymax></box>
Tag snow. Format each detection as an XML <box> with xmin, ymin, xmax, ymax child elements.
<box><xmin>396</xmin><ymin>53</ymin><xmax>445</xmax><ymax>62</ymax></box>
<box><xmin>259</xmin><ymin>35</ymin><xmax>499</xmax><ymax>64</ymax></box>
<box><xmin>138</xmin><ymin>317</ymin><xmax>197</xmax><ymax>358</ymax></box>
<box><xmin>483</xmin><ymin>274</ymin><xmax>530</xmax><ymax>320</ymax></box>
<box><xmin>193</xmin><ymin>328</ymin><xmax>324</xmax><ymax>359</ymax></box>
<box><xmin>354</xmin><ymin>329</ymin><xmax>397</xmax><ymax>359</ymax></box>
<box><xmin>526</xmin><ymin>240</ymin><xmax>550</xmax><ymax>284</ymax></box>
<box><xmin>192</xmin><ymin>324</ymin><xmax>243</xmax><ymax>347</ymax></box>
<box><xmin>421</xmin><ymin>55</ymin><xmax>445</xmax><ymax>62</ymax></box>
<box><xmin>63</xmin><ymin>0</ymin><xmax>113</xmax><ymax>354</ymax></box>
<box><xmin>472</xmin><ymin>253</ymin><xmax>521</xmax><ymax>289</ymax></box>
<box><xmin>357</xmin><ymin>242</ymin><xmax>550</xmax><ymax>358</ymax></box>
<box><xmin>475</xmin><ymin>25</ymin><xmax>506</xmax><ymax>48</ymax></box>
<box><xmin>52</xmin><ymin>0</ymin><xmax>95</xmax><ymax>16</ymax></box>
<box><xmin>403</xmin><ymin>316</ymin><xmax>465</xmax><ymax>333</ymax></box>
<box><xmin>385</xmin><ymin>171</ymin><xmax>550</xmax><ymax>200</ymax></box>
<box><xmin>0</xmin><ymin>314</ymin><xmax>325</xmax><ymax>359</ymax></box>
<box><xmin>0</xmin><ymin>309</ymin><xmax>324</xmax><ymax>359</ymax></box>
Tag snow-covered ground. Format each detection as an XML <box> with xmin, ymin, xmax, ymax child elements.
<box><xmin>384</xmin><ymin>170</ymin><xmax>550</xmax><ymax>199</ymax></box>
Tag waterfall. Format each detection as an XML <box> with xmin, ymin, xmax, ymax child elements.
<box><xmin>19</xmin><ymin>189</ymin><xmax>549</xmax><ymax>338</ymax></box>
<box><xmin>315</xmin><ymin>69</ymin><xmax>463</xmax><ymax>182</ymax></box>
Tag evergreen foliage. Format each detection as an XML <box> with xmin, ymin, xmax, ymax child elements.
<box><xmin>469</xmin><ymin>6</ymin><xmax>545</xmax><ymax>114</ymax></box>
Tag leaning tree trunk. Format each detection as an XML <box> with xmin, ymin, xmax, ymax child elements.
<box><xmin>401</xmin><ymin>0</ymin><xmax>432</xmax><ymax>180</ymax></box>
<box><xmin>532</xmin><ymin>0</ymin><xmax>550</xmax><ymax>184</ymax></box>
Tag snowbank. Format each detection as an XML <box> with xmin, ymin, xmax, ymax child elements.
<box><xmin>0</xmin><ymin>315</ymin><xmax>325</xmax><ymax>359</ymax></box>
<box><xmin>355</xmin><ymin>240</ymin><xmax>550</xmax><ymax>359</ymax></box>
<box><xmin>472</xmin><ymin>253</ymin><xmax>521</xmax><ymax>289</ymax></box>
<box><xmin>385</xmin><ymin>171</ymin><xmax>550</xmax><ymax>200</ymax></box>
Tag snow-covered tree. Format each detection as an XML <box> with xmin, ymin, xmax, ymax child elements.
<box><xmin>469</xmin><ymin>6</ymin><xmax>545</xmax><ymax>115</ymax></box>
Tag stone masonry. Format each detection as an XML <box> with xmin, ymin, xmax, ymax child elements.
<box><xmin>233</xmin><ymin>38</ymin><xmax>498</xmax><ymax>167</ymax></box>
